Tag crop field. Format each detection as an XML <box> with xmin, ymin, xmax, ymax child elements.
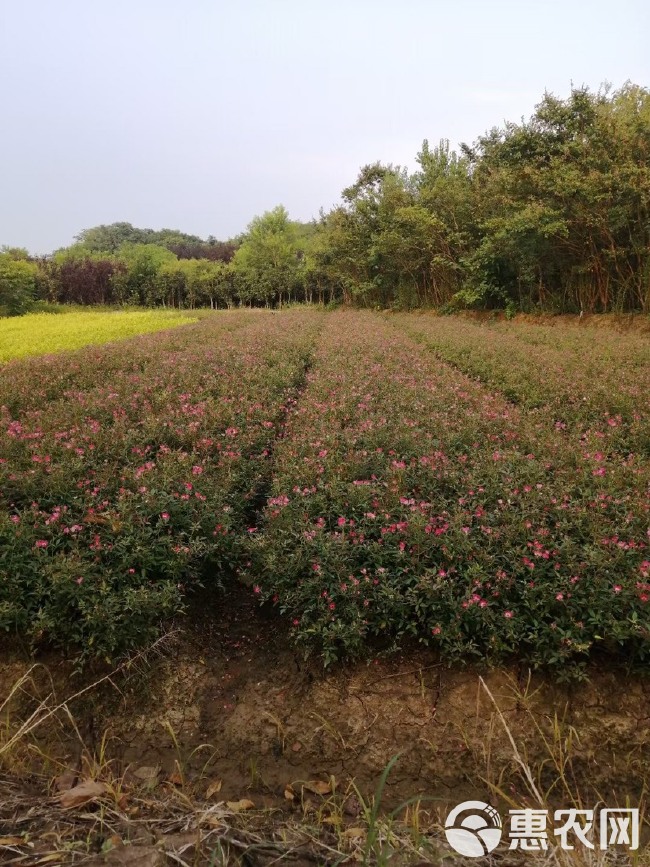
<box><xmin>0</xmin><ymin>308</ymin><xmax>197</xmax><ymax>361</ymax></box>
<box><xmin>1</xmin><ymin>308</ymin><xmax>648</xmax><ymax>674</ymax></box>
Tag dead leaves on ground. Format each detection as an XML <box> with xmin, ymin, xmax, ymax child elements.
<box><xmin>302</xmin><ymin>779</ymin><xmax>333</xmax><ymax>796</ymax></box>
<box><xmin>57</xmin><ymin>779</ymin><xmax>109</xmax><ymax>809</ymax></box>
<box><xmin>205</xmin><ymin>778</ymin><xmax>223</xmax><ymax>798</ymax></box>
<box><xmin>225</xmin><ymin>798</ymin><xmax>255</xmax><ymax>812</ymax></box>
<box><xmin>284</xmin><ymin>777</ymin><xmax>335</xmax><ymax>803</ymax></box>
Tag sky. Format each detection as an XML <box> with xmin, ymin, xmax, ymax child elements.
<box><xmin>1</xmin><ymin>0</ymin><xmax>648</xmax><ymax>254</ymax></box>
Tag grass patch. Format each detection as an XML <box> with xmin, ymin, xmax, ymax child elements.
<box><xmin>0</xmin><ymin>309</ymin><xmax>197</xmax><ymax>362</ymax></box>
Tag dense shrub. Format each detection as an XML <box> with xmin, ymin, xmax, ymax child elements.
<box><xmin>1</xmin><ymin>309</ymin><xmax>648</xmax><ymax>673</ymax></box>
<box><xmin>0</xmin><ymin>310</ymin><xmax>319</xmax><ymax>661</ymax></box>
<box><xmin>252</xmin><ymin>313</ymin><xmax>650</xmax><ymax>672</ymax></box>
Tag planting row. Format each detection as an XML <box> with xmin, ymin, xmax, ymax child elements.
<box><xmin>0</xmin><ymin>310</ymin><xmax>320</xmax><ymax>660</ymax></box>
<box><xmin>253</xmin><ymin>312</ymin><xmax>650</xmax><ymax>671</ymax></box>
<box><xmin>395</xmin><ymin>315</ymin><xmax>650</xmax><ymax>455</ymax></box>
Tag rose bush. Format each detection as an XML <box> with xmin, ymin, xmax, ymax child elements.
<box><xmin>252</xmin><ymin>312</ymin><xmax>650</xmax><ymax>672</ymax></box>
<box><xmin>0</xmin><ymin>310</ymin><xmax>319</xmax><ymax>661</ymax></box>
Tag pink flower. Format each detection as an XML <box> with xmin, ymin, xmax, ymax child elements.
<box><xmin>431</xmin><ymin>626</ymin><xmax>441</xmax><ymax>635</ymax></box>
<box><xmin>253</xmin><ymin>585</ymin><xmax>261</xmax><ymax>594</ymax></box>
<box><xmin>504</xmin><ymin>610</ymin><xmax>514</xmax><ymax>619</ymax></box>
<box><xmin>613</xmin><ymin>585</ymin><xmax>622</xmax><ymax>594</ymax></box>
<box><xmin>556</xmin><ymin>593</ymin><xmax>564</xmax><ymax>601</ymax></box>
<box><xmin>35</xmin><ymin>540</ymin><xmax>48</xmax><ymax>548</ymax></box>
<box><xmin>161</xmin><ymin>512</ymin><xmax>170</xmax><ymax>521</ymax></box>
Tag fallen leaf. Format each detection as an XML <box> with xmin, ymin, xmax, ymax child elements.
<box><xmin>36</xmin><ymin>855</ymin><xmax>67</xmax><ymax>864</ymax></box>
<box><xmin>0</xmin><ymin>837</ymin><xmax>25</xmax><ymax>846</ymax></box>
<box><xmin>53</xmin><ymin>771</ymin><xmax>76</xmax><ymax>792</ymax></box>
<box><xmin>291</xmin><ymin>741</ymin><xmax>302</xmax><ymax>752</ymax></box>
<box><xmin>343</xmin><ymin>827</ymin><xmax>366</xmax><ymax>840</ymax></box>
<box><xmin>284</xmin><ymin>785</ymin><xmax>295</xmax><ymax>801</ymax></box>
<box><xmin>303</xmin><ymin>780</ymin><xmax>332</xmax><ymax>796</ymax></box>
<box><xmin>205</xmin><ymin>815</ymin><xmax>224</xmax><ymax>828</ymax></box>
<box><xmin>133</xmin><ymin>766</ymin><xmax>160</xmax><ymax>782</ymax></box>
<box><xmin>167</xmin><ymin>770</ymin><xmax>183</xmax><ymax>786</ymax></box>
<box><xmin>58</xmin><ymin>779</ymin><xmax>108</xmax><ymax>809</ymax></box>
<box><xmin>226</xmin><ymin>798</ymin><xmax>255</xmax><ymax>812</ymax></box>
<box><xmin>206</xmin><ymin>779</ymin><xmax>223</xmax><ymax>798</ymax></box>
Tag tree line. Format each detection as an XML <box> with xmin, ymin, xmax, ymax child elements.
<box><xmin>1</xmin><ymin>82</ymin><xmax>649</xmax><ymax>315</ymax></box>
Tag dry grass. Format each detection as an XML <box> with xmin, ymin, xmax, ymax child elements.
<box><xmin>0</xmin><ymin>652</ymin><xmax>647</xmax><ymax>865</ymax></box>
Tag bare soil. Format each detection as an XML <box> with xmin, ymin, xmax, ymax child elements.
<box><xmin>2</xmin><ymin>586</ymin><xmax>650</xmax><ymax>864</ymax></box>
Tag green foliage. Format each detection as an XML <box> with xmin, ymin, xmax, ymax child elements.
<box><xmin>73</xmin><ymin>222</ymin><xmax>203</xmax><ymax>254</ymax></box>
<box><xmin>0</xmin><ymin>246</ymin><xmax>30</xmax><ymax>261</ymax></box>
<box><xmin>0</xmin><ymin>254</ymin><xmax>38</xmax><ymax>316</ymax></box>
<box><xmin>232</xmin><ymin>206</ymin><xmax>306</xmax><ymax>306</ymax></box>
<box><xmin>1</xmin><ymin>310</ymin><xmax>649</xmax><ymax>670</ymax></box>
<box><xmin>252</xmin><ymin>312</ymin><xmax>650</xmax><ymax>672</ymax></box>
<box><xmin>0</xmin><ymin>309</ymin><xmax>195</xmax><ymax>362</ymax></box>
<box><xmin>463</xmin><ymin>83</ymin><xmax>650</xmax><ymax>312</ymax></box>
<box><xmin>111</xmin><ymin>243</ymin><xmax>178</xmax><ymax>305</ymax></box>
<box><xmin>5</xmin><ymin>82</ymin><xmax>649</xmax><ymax>315</ymax></box>
<box><xmin>313</xmin><ymin>83</ymin><xmax>650</xmax><ymax>314</ymax></box>
<box><xmin>0</xmin><ymin>311</ymin><xmax>321</xmax><ymax>662</ymax></box>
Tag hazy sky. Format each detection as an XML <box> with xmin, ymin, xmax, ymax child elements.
<box><xmin>1</xmin><ymin>0</ymin><xmax>648</xmax><ymax>254</ymax></box>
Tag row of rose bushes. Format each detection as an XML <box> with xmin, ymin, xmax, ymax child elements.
<box><xmin>395</xmin><ymin>315</ymin><xmax>650</xmax><ymax>456</ymax></box>
<box><xmin>0</xmin><ymin>310</ymin><xmax>320</xmax><ymax>661</ymax></box>
<box><xmin>252</xmin><ymin>312</ymin><xmax>650</xmax><ymax>670</ymax></box>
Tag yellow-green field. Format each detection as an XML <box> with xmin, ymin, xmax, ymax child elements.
<box><xmin>0</xmin><ymin>309</ymin><xmax>197</xmax><ymax>362</ymax></box>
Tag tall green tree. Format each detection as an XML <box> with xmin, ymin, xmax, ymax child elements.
<box><xmin>464</xmin><ymin>83</ymin><xmax>650</xmax><ymax>312</ymax></box>
<box><xmin>232</xmin><ymin>206</ymin><xmax>304</xmax><ymax>306</ymax></box>
<box><xmin>0</xmin><ymin>254</ymin><xmax>38</xmax><ymax>315</ymax></box>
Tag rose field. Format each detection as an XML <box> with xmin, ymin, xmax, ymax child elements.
<box><xmin>2</xmin><ymin>309</ymin><xmax>650</xmax><ymax>865</ymax></box>
<box><xmin>1</xmin><ymin>309</ymin><xmax>649</xmax><ymax>672</ymax></box>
